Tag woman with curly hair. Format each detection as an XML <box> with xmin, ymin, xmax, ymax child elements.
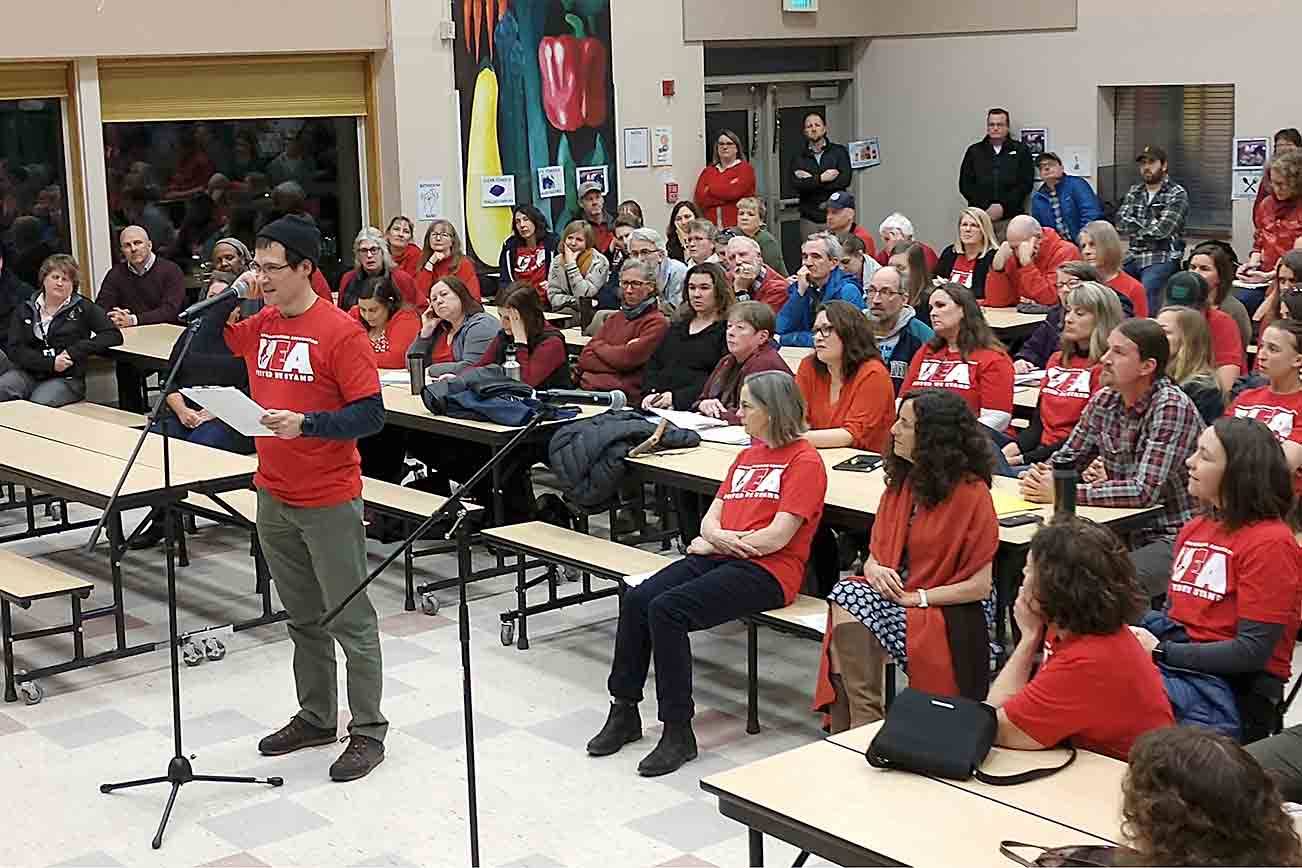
<box><xmin>1124</xmin><ymin>727</ymin><xmax>1302</xmax><ymax>866</ymax></box>
<box><xmin>986</xmin><ymin>518</ymin><xmax>1173</xmax><ymax>760</ymax></box>
<box><xmin>813</xmin><ymin>389</ymin><xmax>998</xmax><ymax>732</ymax></box>
<box><xmin>898</xmin><ymin>282</ymin><xmax>1015</xmax><ymax>432</ymax></box>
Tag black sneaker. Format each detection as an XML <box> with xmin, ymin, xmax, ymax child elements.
<box><xmin>329</xmin><ymin>734</ymin><xmax>385</xmax><ymax>782</ymax></box>
<box><xmin>586</xmin><ymin>701</ymin><xmax>643</xmax><ymax>756</ymax></box>
<box><xmin>127</xmin><ymin>512</ymin><xmax>167</xmax><ymax>550</ymax></box>
<box><xmin>257</xmin><ymin>716</ymin><xmax>338</xmax><ymax>756</ymax></box>
<box><xmin>637</xmin><ymin>721</ymin><xmax>698</xmax><ymax>777</ymax></box>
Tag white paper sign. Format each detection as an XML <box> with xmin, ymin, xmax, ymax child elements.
<box><xmin>1233</xmin><ymin>169</ymin><xmax>1264</xmax><ymax>200</ymax></box>
<box><xmin>416</xmin><ymin>179</ymin><xmax>443</xmax><ymax>220</ymax></box>
<box><xmin>481</xmin><ymin>175</ymin><xmax>516</xmax><ymax>207</ymax></box>
<box><xmin>652</xmin><ymin>126</ymin><xmax>673</xmax><ymax>167</ymax></box>
<box><xmin>537</xmin><ymin>165</ymin><xmax>565</xmax><ymax>199</ymax></box>
<box><xmin>623</xmin><ymin>127</ymin><xmax>650</xmax><ymax>169</ymax></box>
<box><xmin>1058</xmin><ymin>145</ymin><xmax>1094</xmax><ymax>178</ymax></box>
<box><xmin>848</xmin><ymin>138</ymin><xmax>880</xmax><ymax>169</ymax></box>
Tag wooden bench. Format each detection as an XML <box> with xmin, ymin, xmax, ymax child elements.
<box><xmin>0</xmin><ymin>550</ymin><xmax>94</xmax><ymax>705</ymax></box>
<box><xmin>60</xmin><ymin>403</ymin><xmax>148</xmax><ymax>429</ymax></box>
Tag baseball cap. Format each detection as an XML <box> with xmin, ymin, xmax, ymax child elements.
<box><xmin>1164</xmin><ymin>271</ymin><xmax>1207</xmax><ymax>308</ymax></box>
<box><xmin>1135</xmin><ymin>145</ymin><xmax>1168</xmax><ymax>163</ymax></box>
<box><xmin>577</xmin><ymin>181</ymin><xmax>603</xmax><ymax>198</ymax></box>
<box><xmin>825</xmin><ymin>191</ymin><xmax>855</xmax><ymax>211</ymax></box>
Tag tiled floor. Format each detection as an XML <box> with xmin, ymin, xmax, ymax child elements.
<box><xmin>1</xmin><ymin>497</ymin><xmax>835</xmax><ymax>867</ymax></box>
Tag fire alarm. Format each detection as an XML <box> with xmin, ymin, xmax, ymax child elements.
<box><xmin>665</xmin><ymin>182</ymin><xmax>679</xmax><ymax>203</ymax></box>
<box><xmin>662</xmin><ymin>80</ymin><xmax>675</xmax><ymax>98</ymax></box>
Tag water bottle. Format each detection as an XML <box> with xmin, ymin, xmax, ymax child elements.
<box><xmin>504</xmin><ymin>343</ymin><xmax>521</xmax><ymax>381</ymax></box>
<box><xmin>1052</xmin><ymin>455</ymin><xmax>1077</xmax><ymax>518</ymax></box>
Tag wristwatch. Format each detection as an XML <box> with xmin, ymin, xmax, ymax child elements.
<box><xmin>917</xmin><ymin>588</ymin><xmax>929</xmax><ymax>608</ymax></box>
<box><xmin>300</xmin><ymin>412</ymin><xmax>318</xmax><ymax>437</ymax></box>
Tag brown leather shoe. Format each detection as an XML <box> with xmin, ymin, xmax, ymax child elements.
<box><xmin>329</xmin><ymin>734</ymin><xmax>385</xmax><ymax>782</ymax></box>
<box><xmin>257</xmin><ymin>716</ymin><xmax>338</xmax><ymax>756</ymax></box>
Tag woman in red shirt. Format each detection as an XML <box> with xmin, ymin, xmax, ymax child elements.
<box><xmin>899</xmin><ymin>283</ymin><xmax>1015</xmax><ymax>432</ymax></box>
<box><xmin>414</xmin><ymin>219</ymin><xmax>481</xmax><ymax>305</ymax></box>
<box><xmin>933</xmin><ymin>207</ymin><xmax>1013</xmax><ymax>306</ymax></box>
<box><xmin>350</xmin><ymin>276</ymin><xmax>419</xmax><ymax>483</ymax></box>
<box><xmin>1254</xmin><ymin>249</ymin><xmax>1302</xmax><ymax>331</ymax></box>
<box><xmin>1242</xmin><ymin>149</ymin><xmax>1302</xmax><ymax>280</ymax></box>
<box><xmin>1227</xmin><ymin>316</ymin><xmax>1302</xmax><ymax>484</ymax></box>
<box><xmin>814</xmin><ymin>389</ymin><xmax>998</xmax><ymax>731</ymax></box>
<box><xmin>496</xmin><ymin>204</ymin><xmax>556</xmax><ymax>304</ymax></box>
<box><xmin>385</xmin><ymin>215</ymin><xmax>422</xmax><ymax>276</ymax></box>
<box><xmin>1000</xmin><ymin>282</ymin><xmax>1123</xmax><ymax>474</ymax></box>
<box><xmin>693</xmin><ymin>130</ymin><xmax>757</xmax><ymax>229</ymax></box>
<box><xmin>1131</xmin><ymin>417</ymin><xmax>1302</xmax><ymax>744</ymax></box>
<box><xmin>589</xmin><ymin>371</ymin><xmax>827</xmax><ymax>775</ymax></box>
<box><xmin>1080</xmin><ymin>219</ymin><xmax>1147</xmax><ymax>317</ymax></box>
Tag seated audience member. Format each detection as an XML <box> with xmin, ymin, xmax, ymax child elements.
<box><xmin>823</xmin><ymin>192</ymin><xmax>876</xmax><ymax>258</ymax></box>
<box><xmin>577</xmin><ymin>182</ymin><xmax>616</xmax><ymax>254</ymax></box>
<box><xmin>0</xmin><ymin>254</ymin><xmax>122</xmax><ymax>406</ymax></box>
<box><xmin>0</xmin><ymin>247</ymin><xmax>35</xmax><ymax>372</ymax></box>
<box><xmin>1256</xmin><ymin>249</ymin><xmax>1302</xmax><ymax>330</ymax></box>
<box><xmin>987</xmin><ymin>518</ymin><xmax>1173</xmax><ymax>760</ymax></box>
<box><xmin>589</xmin><ymin>371</ymin><xmax>827</xmax><ymax>775</ymax></box>
<box><xmin>1012</xmin><ymin>262</ymin><xmax>1112</xmax><ymax>373</ymax></box>
<box><xmin>724</xmin><ymin>235</ymin><xmax>788</xmax><ymax>313</ymax></box>
<box><xmin>735</xmin><ymin>196</ymin><xmax>787</xmax><ymax>277</ymax></box>
<box><xmin>1156</xmin><ymin>306</ymin><xmax>1227</xmax><ymax>424</ymax></box>
<box><xmin>797</xmin><ymin>301</ymin><xmax>895</xmax><ymax>453</ymax></box>
<box><xmin>933</xmin><ymin>207</ymin><xmax>1013</xmax><ymax>305</ymax></box>
<box><xmin>1079</xmin><ymin>219</ymin><xmax>1147</xmax><ymax>317</ymax></box>
<box><xmin>98</xmin><ymin>224</ymin><xmax>186</xmax><ymax>411</ymax></box>
<box><xmin>776</xmin><ymin>233</ymin><xmax>863</xmax><ymax>347</ymax></box>
<box><xmin>1187</xmin><ymin>241</ymin><xmax>1253</xmax><ymax>350</ymax></box>
<box><xmin>616</xmin><ymin>199</ymin><xmax>644</xmax><ymax>227</ymax></box>
<box><xmin>695</xmin><ymin>300</ymin><xmax>790</xmax><ymax>423</ymax></box>
<box><xmin>1020</xmin><ymin>319</ymin><xmax>1203</xmax><ymax>600</ymax></box>
<box><xmin>338</xmin><ymin>227</ymin><xmax>420</xmax><ymax>310</ymax></box>
<box><xmin>1030</xmin><ymin>152</ymin><xmax>1104</xmax><ymax>245</ymax></box>
<box><xmin>575</xmin><ymin>260</ymin><xmax>668</xmax><ymax>406</ymax></box>
<box><xmin>899</xmin><ymin>283</ymin><xmax>1014</xmax><ymax>432</ymax></box>
<box><xmin>460</xmin><ymin>282</ymin><xmax>570</xmax><ymax>388</ymax></box>
<box><xmin>547</xmin><ymin>220</ymin><xmax>610</xmax><ymax>317</ymax></box>
<box><xmin>414</xmin><ymin>219</ymin><xmax>481</xmax><ymax>303</ymax></box>
<box><xmin>408</xmin><ymin>277</ymin><xmax>499</xmax><ymax>378</ymax></box>
<box><xmin>385</xmin><ymin>215</ymin><xmax>422</xmax><ymax>276</ymax></box>
<box><xmin>1128</xmin><ymin>727</ymin><xmax>1302</xmax><ymax>867</ymax></box>
<box><xmin>498</xmin><ymin>204</ymin><xmax>556</xmax><ymax>303</ymax></box>
<box><xmin>211</xmin><ymin>236</ymin><xmax>252</xmax><ymax>278</ymax></box>
<box><xmin>867</xmin><ymin>266</ymin><xmax>933</xmax><ymax>393</ymax></box>
<box><xmin>1242</xmin><ymin>148</ymin><xmax>1302</xmax><ymax>289</ymax></box>
<box><xmin>1131</xmin><ymin>417</ymin><xmax>1302</xmax><ymax>743</ymax></box>
<box><xmin>815</xmin><ymin>390</ymin><xmax>997</xmax><ymax>731</ymax></box>
<box><xmin>596</xmin><ymin>216</ymin><xmax>637</xmax><ymax>314</ymax></box>
<box><xmin>990</xmin><ymin>214</ymin><xmax>1082</xmax><ymax>306</ymax></box>
<box><xmin>352</xmin><ymin>277</ymin><xmax>421</xmax><ymax>483</ymax></box>
<box><xmin>682</xmin><ymin>219</ymin><xmax>720</xmax><ymax>269</ymax></box>
<box><xmin>1228</xmin><ymin>316</ymin><xmax>1302</xmax><ymax>485</ymax></box>
<box><xmin>874</xmin><ymin>212</ymin><xmax>937</xmax><ymax>270</ymax></box>
<box><xmin>642</xmin><ymin>264</ymin><xmax>731</xmax><ymax>411</ymax></box>
<box><xmin>1163</xmin><ymin>271</ymin><xmax>1243</xmax><ymax>393</ymax></box>
<box><xmin>1001</xmin><ymin>282</ymin><xmax>1123</xmax><ymax>473</ymax></box>
<box><xmin>887</xmin><ymin>241</ymin><xmax>935</xmax><ymax>327</ymax></box>
<box><xmin>626</xmin><ymin>228</ymin><xmax>687</xmax><ymax>310</ymax></box>
<box><xmin>665</xmin><ymin>200</ymin><xmax>701</xmax><ymax>265</ymax></box>
<box><xmin>837</xmin><ymin>235</ymin><xmax>880</xmax><ymax>288</ymax></box>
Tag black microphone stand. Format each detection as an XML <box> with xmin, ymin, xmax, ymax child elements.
<box><xmin>92</xmin><ymin>314</ymin><xmax>281</xmax><ymax>850</ymax></box>
<box><xmin>320</xmin><ymin>408</ymin><xmax>551</xmax><ymax>867</ymax></box>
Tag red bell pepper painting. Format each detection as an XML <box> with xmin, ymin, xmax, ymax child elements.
<box><xmin>538</xmin><ymin>15</ymin><xmax>608</xmax><ymax>132</ymax></box>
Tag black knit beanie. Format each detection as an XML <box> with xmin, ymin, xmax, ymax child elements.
<box><xmin>257</xmin><ymin>214</ymin><xmax>321</xmax><ymax>265</ymax></box>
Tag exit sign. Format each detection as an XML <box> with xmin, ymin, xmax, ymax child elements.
<box><xmin>783</xmin><ymin>0</ymin><xmax>818</xmax><ymax>10</ymax></box>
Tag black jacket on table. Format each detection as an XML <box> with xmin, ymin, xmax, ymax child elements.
<box><xmin>641</xmin><ymin>318</ymin><xmax>727</xmax><ymax>409</ymax></box>
<box><xmin>959</xmin><ymin>137</ymin><xmax>1035</xmax><ymax>218</ymax></box>
<box><xmin>0</xmin><ymin>268</ymin><xmax>34</xmax><ymax>354</ymax></box>
<box><xmin>7</xmin><ymin>294</ymin><xmax>122</xmax><ymax>379</ymax></box>
<box><xmin>789</xmin><ymin>141</ymin><xmax>853</xmax><ymax>223</ymax></box>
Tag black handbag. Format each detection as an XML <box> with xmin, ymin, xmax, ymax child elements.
<box><xmin>999</xmin><ymin>840</ymin><xmax>1123</xmax><ymax>867</ymax></box>
<box><xmin>865</xmin><ymin>688</ymin><xmax>1076</xmax><ymax>784</ymax></box>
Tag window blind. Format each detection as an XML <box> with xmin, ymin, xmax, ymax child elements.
<box><xmin>0</xmin><ymin>63</ymin><xmax>69</xmax><ymax>100</ymax></box>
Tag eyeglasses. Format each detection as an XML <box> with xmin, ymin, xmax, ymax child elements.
<box><xmin>358</xmin><ymin>245</ymin><xmax>382</xmax><ymax>255</ymax></box>
<box><xmin>812</xmin><ymin>326</ymin><xmax>836</xmax><ymax>338</ymax></box>
<box><xmin>620</xmin><ymin>279</ymin><xmax>653</xmax><ymax>289</ymax></box>
<box><xmin>1055</xmin><ymin>278</ymin><xmax>1082</xmax><ymax>290</ymax></box>
<box><xmin>250</xmin><ymin>261</ymin><xmax>292</xmax><ymax>274</ymax></box>
<box><xmin>866</xmin><ymin>287</ymin><xmax>905</xmax><ymax>298</ymax></box>
<box><xmin>429</xmin><ymin>231</ymin><xmax>453</xmax><ymax>240</ymax></box>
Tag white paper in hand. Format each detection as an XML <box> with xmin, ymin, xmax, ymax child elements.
<box><xmin>649</xmin><ymin>408</ymin><xmax>728</xmax><ymax>431</ymax></box>
<box><xmin>180</xmin><ymin>386</ymin><xmax>275</xmax><ymax>436</ymax></box>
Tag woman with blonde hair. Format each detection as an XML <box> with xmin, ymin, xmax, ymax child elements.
<box><xmin>1079</xmin><ymin>219</ymin><xmax>1147</xmax><ymax>316</ymax></box>
<box><xmin>1156</xmin><ymin>305</ymin><xmax>1226</xmax><ymax>424</ymax></box>
<box><xmin>415</xmin><ymin>218</ymin><xmax>481</xmax><ymax>302</ymax></box>
<box><xmin>546</xmin><ymin>220</ymin><xmax>610</xmax><ymax>316</ymax></box>
<box><xmin>734</xmin><ymin>196</ymin><xmax>787</xmax><ymax>277</ymax></box>
<box><xmin>934</xmin><ymin>207</ymin><xmax>1013</xmax><ymax>305</ymax></box>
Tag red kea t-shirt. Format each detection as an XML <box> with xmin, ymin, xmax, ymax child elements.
<box><xmin>512</xmin><ymin>245</ymin><xmax>550</xmax><ymax>297</ymax></box>
<box><xmin>899</xmin><ymin>345</ymin><xmax>1014</xmax><ymax>420</ymax></box>
<box><xmin>1229</xmin><ymin>385</ymin><xmax>1302</xmax><ymax>494</ymax></box>
<box><xmin>1166</xmin><ymin>516</ymin><xmax>1302</xmax><ymax>681</ymax></box>
<box><xmin>1038</xmin><ymin>352</ymin><xmax>1101</xmax><ymax>446</ymax></box>
<box><xmin>225</xmin><ymin>298</ymin><xmax>381</xmax><ymax>508</ymax></box>
<box><xmin>716</xmin><ymin>439</ymin><xmax>827</xmax><ymax>603</ymax></box>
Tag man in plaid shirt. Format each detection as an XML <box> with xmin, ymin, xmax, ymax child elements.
<box><xmin>1115</xmin><ymin>146</ymin><xmax>1189</xmax><ymax>317</ymax></box>
<box><xmin>1021</xmin><ymin>318</ymin><xmax>1202</xmax><ymax>601</ymax></box>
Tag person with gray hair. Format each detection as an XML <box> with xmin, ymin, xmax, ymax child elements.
<box><xmin>724</xmin><ymin>234</ymin><xmax>788</xmax><ymax>313</ymax></box>
<box><xmin>776</xmin><ymin>232</ymin><xmax>865</xmax><ymax>347</ymax></box>
<box><xmin>588</xmin><ymin>368</ymin><xmax>827</xmax><ymax>776</ymax></box>
<box><xmin>339</xmin><ymin>226</ymin><xmax>420</xmax><ymax>310</ymax></box>
<box><xmin>990</xmin><ymin>213</ymin><xmax>1084</xmax><ymax>306</ymax></box>
<box><xmin>682</xmin><ymin>218</ymin><xmax>720</xmax><ymax>268</ymax></box>
<box><xmin>876</xmin><ymin>211</ymin><xmax>939</xmax><ymax>270</ymax></box>
<box><xmin>627</xmin><ymin>227</ymin><xmax>687</xmax><ymax>308</ymax></box>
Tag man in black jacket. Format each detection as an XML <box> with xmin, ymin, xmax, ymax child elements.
<box><xmin>0</xmin><ymin>247</ymin><xmax>35</xmax><ymax>374</ymax></box>
<box><xmin>789</xmin><ymin>111</ymin><xmax>852</xmax><ymax>240</ymax></box>
<box><xmin>959</xmin><ymin>108</ymin><xmax>1035</xmax><ymax>240</ymax></box>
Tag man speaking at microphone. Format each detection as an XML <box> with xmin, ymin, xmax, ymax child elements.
<box><xmin>218</xmin><ymin>214</ymin><xmax>389</xmax><ymax>782</ymax></box>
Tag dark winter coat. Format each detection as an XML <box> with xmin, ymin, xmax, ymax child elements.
<box><xmin>548</xmin><ymin>409</ymin><xmax>701</xmax><ymax>509</ymax></box>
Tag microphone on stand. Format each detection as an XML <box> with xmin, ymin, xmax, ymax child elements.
<box><xmin>534</xmin><ymin>388</ymin><xmax>627</xmax><ymax>410</ymax></box>
<box><xmin>178</xmin><ymin>276</ymin><xmax>251</xmax><ymax>322</ymax></box>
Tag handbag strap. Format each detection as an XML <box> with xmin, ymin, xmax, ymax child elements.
<box><xmin>999</xmin><ymin>839</ymin><xmax>1116</xmax><ymax>867</ymax></box>
<box><xmin>999</xmin><ymin>841</ymin><xmax>1043</xmax><ymax>867</ymax></box>
<box><xmin>975</xmin><ymin>747</ymin><xmax>1077</xmax><ymax>786</ymax></box>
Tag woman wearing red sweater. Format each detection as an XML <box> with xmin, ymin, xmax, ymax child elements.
<box><xmin>352</xmin><ymin>276</ymin><xmax>420</xmax><ymax>483</ymax></box>
<box><xmin>414</xmin><ymin>219</ymin><xmax>482</xmax><ymax>305</ymax></box>
<box><xmin>337</xmin><ymin>226</ymin><xmax>421</xmax><ymax>310</ymax></box>
<box><xmin>693</xmin><ymin>130</ymin><xmax>756</xmax><ymax>229</ymax></box>
<box><xmin>386</xmin><ymin>215</ymin><xmax>422</xmax><ymax>276</ymax></box>
<box><xmin>576</xmin><ymin>260</ymin><xmax>669</xmax><ymax>405</ymax></box>
<box><xmin>1080</xmin><ymin>220</ymin><xmax>1147</xmax><ymax>317</ymax></box>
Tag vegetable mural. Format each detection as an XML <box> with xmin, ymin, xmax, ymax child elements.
<box><xmin>455</xmin><ymin>0</ymin><xmax>617</xmax><ymax>267</ymax></box>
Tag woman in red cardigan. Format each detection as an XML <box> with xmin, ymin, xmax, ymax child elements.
<box><xmin>814</xmin><ymin>389</ymin><xmax>998</xmax><ymax>732</ymax></box>
<box><xmin>796</xmin><ymin>300</ymin><xmax>895</xmax><ymax>452</ymax></box>
<box><xmin>386</xmin><ymin>215</ymin><xmax>422</xmax><ymax>276</ymax></box>
<box><xmin>693</xmin><ymin>129</ymin><xmax>756</xmax><ymax>229</ymax></box>
<box><xmin>414</xmin><ymin>219</ymin><xmax>482</xmax><ymax>305</ymax></box>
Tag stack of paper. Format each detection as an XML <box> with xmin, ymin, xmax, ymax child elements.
<box><xmin>699</xmin><ymin>425</ymin><xmax>752</xmax><ymax>446</ymax></box>
<box><xmin>1014</xmin><ymin>369</ymin><xmax>1046</xmax><ymax>386</ymax></box>
<box><xmin>991</xmin><ymin>490</ymin><xmax>1040</xmax><ymax>517</ymax></box>
<box><xmin>648</xmin><ymin>408</ymin><xmax>729</xmax><ymax>431</ymax></box>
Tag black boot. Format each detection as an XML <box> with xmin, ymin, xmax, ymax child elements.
<box><xmin>586</xmin><ymin>700</ymin><xmax>642</xmax><ymax>756</ymax></box>
<box><xmin>637</xmin><ymin>720</ymin><xmax>698</xmax><ymax>777</ymax></box>
<box><xmin>127</xmin><ymin>510</ymin><xmax>167</xmax><ymax>550</ymax></box>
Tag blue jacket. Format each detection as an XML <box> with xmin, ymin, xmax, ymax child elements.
<box><xmin>776</xmin><ymin>267</ymin><xmax>864</xmax><ymax>347</ymax></box>
<box><xmin>1030</xmin><ymin>175</ymin><xmax>1103</xmax><ymax>243</ymax></box>
<box><xmin>1140</xmin><ymin>611</ymin><xmax>1241</xmax><ymax>740</ymax></box>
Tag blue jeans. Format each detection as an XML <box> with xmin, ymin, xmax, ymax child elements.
<box><xmin>1124</xmin><ymin>259</ymin><xmax>1180</xmax><ymax>318</ymax></box>
<box><xmin>153</xmin><ymin>414</ymin><xmax>254</xmax><ymax>454</ymax></box>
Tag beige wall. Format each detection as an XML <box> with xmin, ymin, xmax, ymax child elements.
<box><xmin>853</xmin><ymin>0</ymin><xmax>1300</xmax><ymax>258</ymax></box>
<box><xmin>0</xmin><ymin>0</ymin><xmax>385</xmax><ymax>59</ymax></box>
<box><xmin>682</xmin><ymin>0</ymin><xmax>1075</xmax><ymax>41</ymax></box>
